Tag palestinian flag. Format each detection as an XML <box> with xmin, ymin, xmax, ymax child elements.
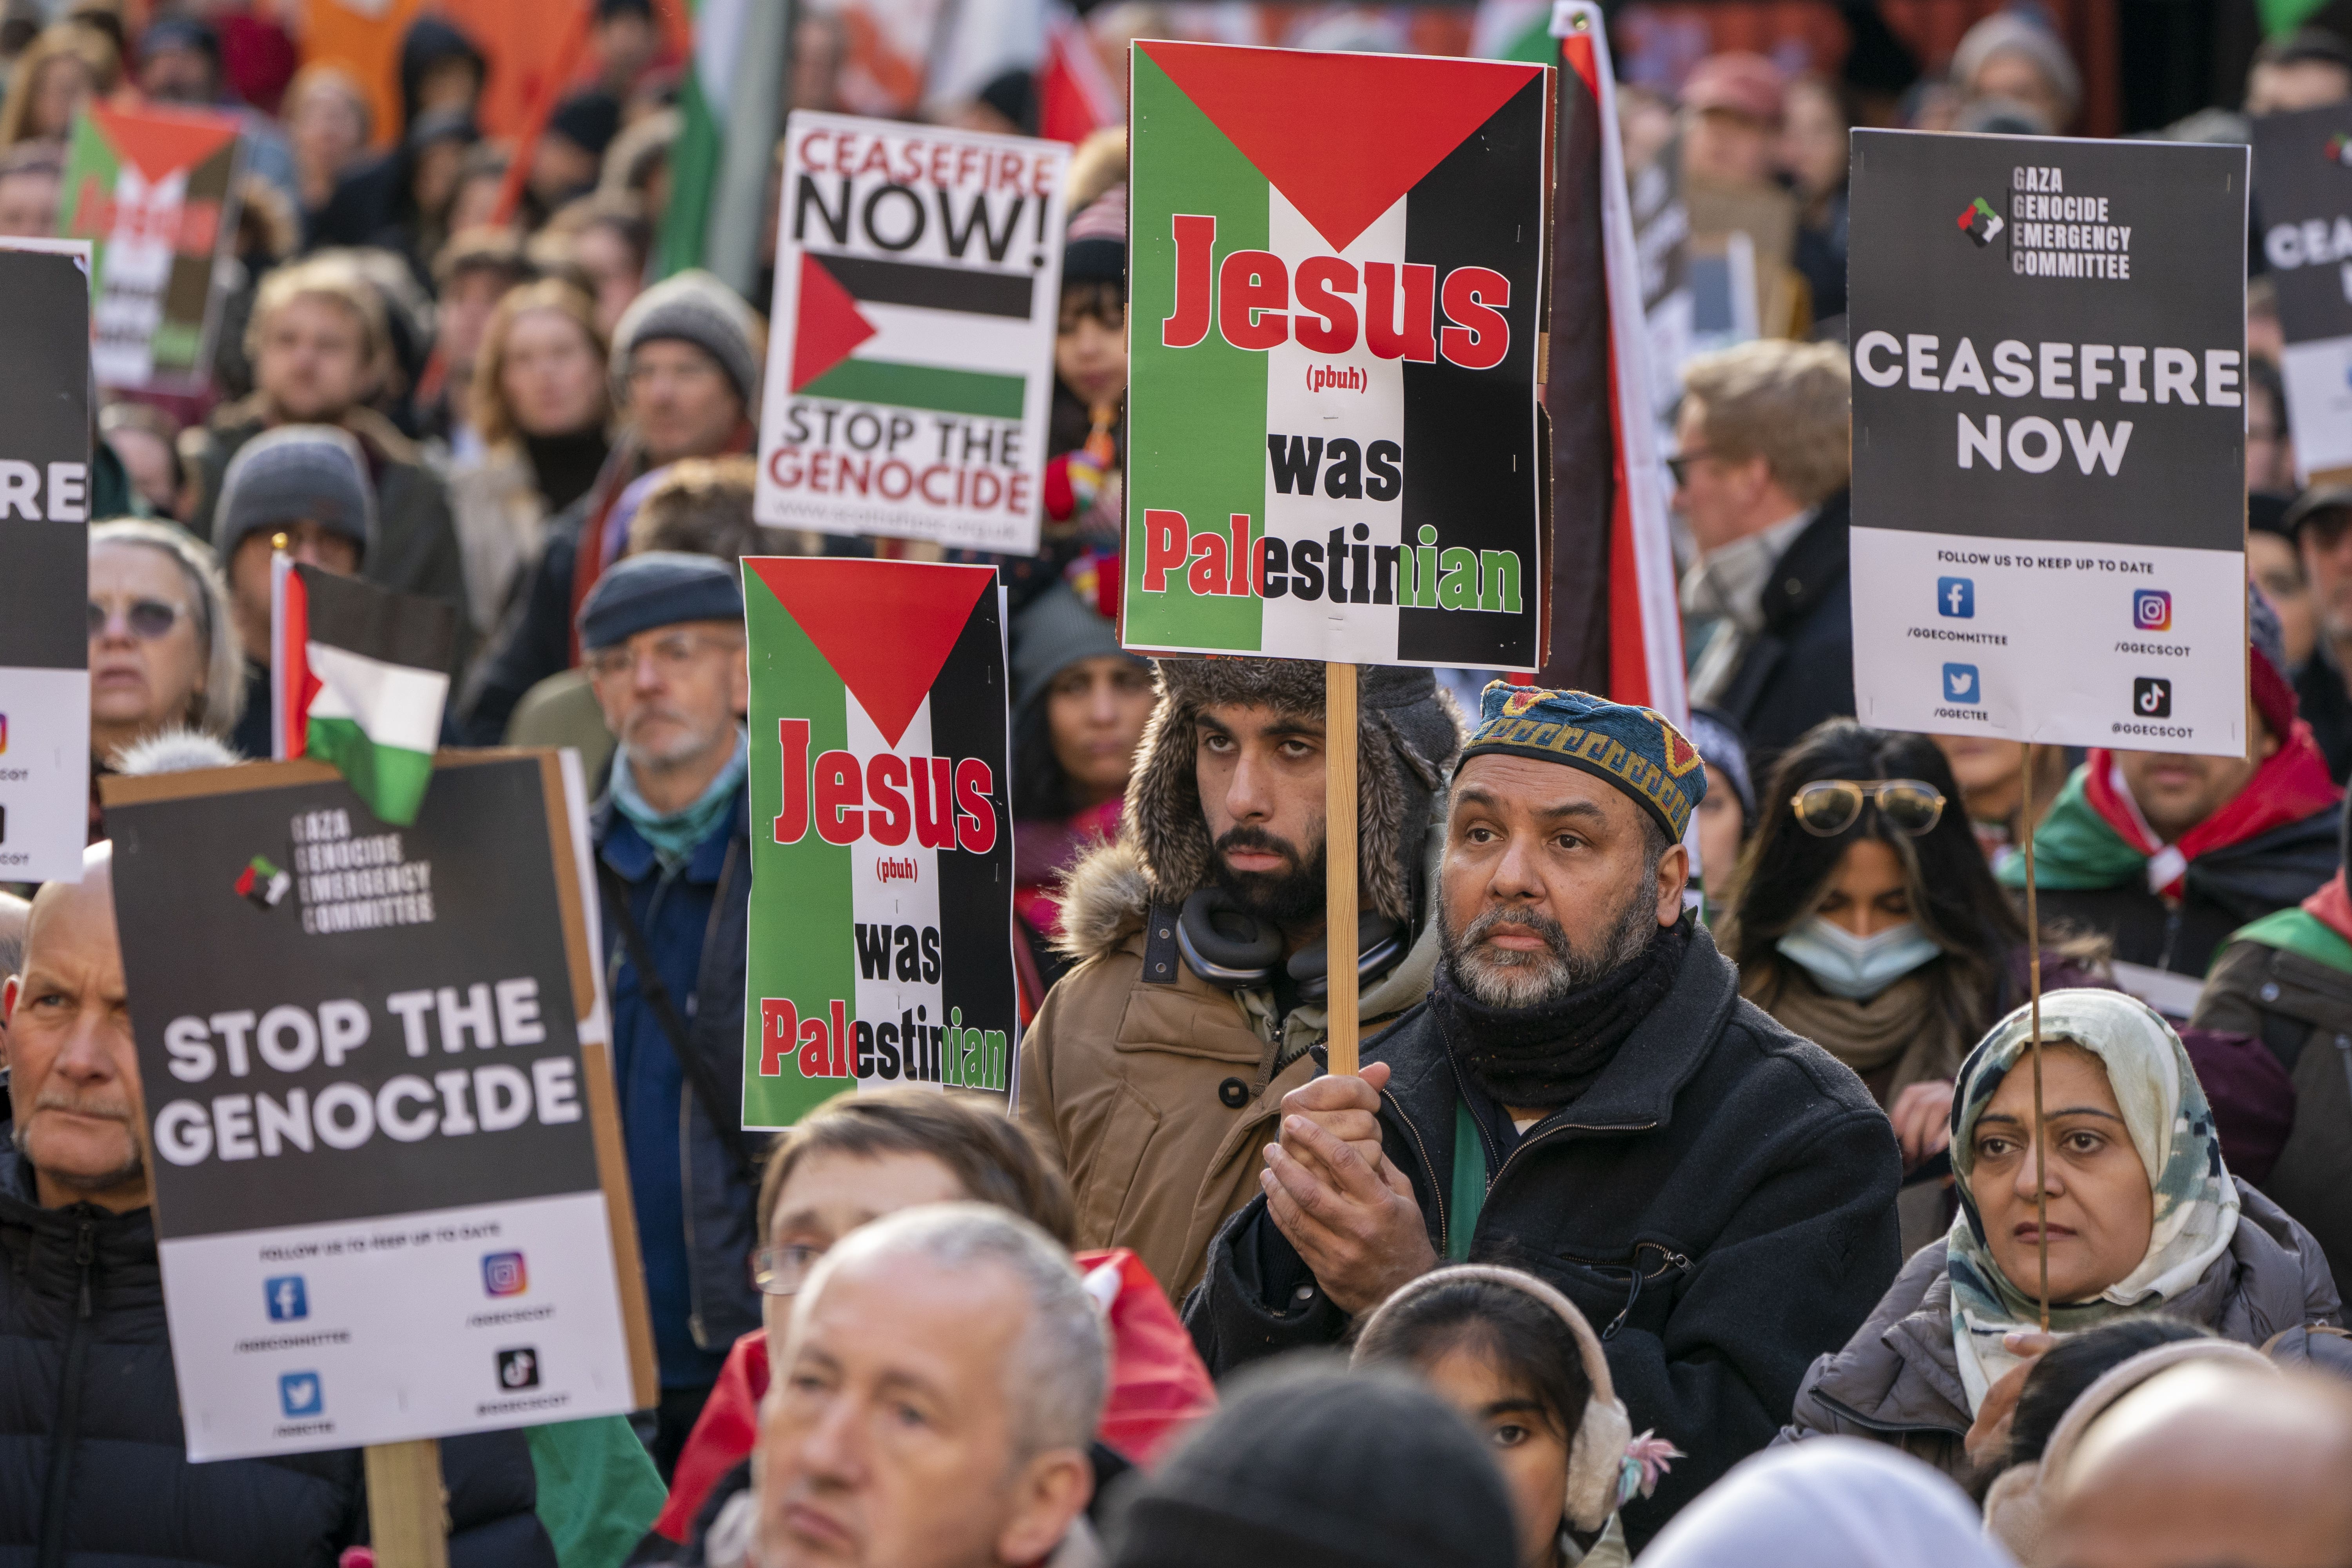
<box><xmin>1122</xmin><ymin>42</ymin><xmax>1550</xmax><ymax>669</ymax></box>
<box><xmin>740</xmin><ymin>556</ymin><xmax>1015</xmax><ymax>1131</ymax></box>
<box><xmin>60</xmin><ymin>101</ymin><xmax>244</xmax><ymax>390</ymax></box>
<box><xmin>271</xmin><ymin>561</ymin><xmax>458</xmax><ymax>828</ymax></box>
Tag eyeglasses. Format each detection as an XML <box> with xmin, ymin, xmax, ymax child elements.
<box><xmin>87</xmin><ymin>598</ymin><xmax>185</xmax><ymax>640</ymax></box>
<box><xmin>1791</xmin><ymin>779</ymin><xmax>1947</xmax><ymax>838</ymax></box>
<box><xmin>584</xmin><ymin>630</ymin><xmax>738</xmax><ymax>682</ymax></box>
<box><xmin>1665</xmin><ymin>448</ymin><xmax>1716</xmax><ymax>485</ymax></box>
<box><xmin>753</xmin><ymin>1242</ymin><xmax>825</xmax><ymax>1297</ymax></box>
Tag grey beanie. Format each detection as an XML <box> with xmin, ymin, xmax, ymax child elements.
<box><xmin>1107</xmin><ymin>1359</ymin><xmax>1517</xmax><ymax>1568</ymax></box>
<box><xmin>1124</xmin><ymin>657</ymin><xmax>1463</xmax><ymax>923</ymax></box>
<box><xmin>214</xmin><ymin>425</ymin><xmax>375</xmax><ymax>566</ymax></box>
<box><xmin>1951</xmin><ymin>12</ymin><xmax>2081</xmax><ymax>124</ymax></box>
<box><xmin>1011</xmin><ymin>582</ymin><xmax>1138</xmax><ymax>718</ymax></box>
<box><xmin>577</xmin><ymin>550</ymin><xmax>744</xmax><ymax>651</ymax></box>
<box><xmin>612</xmin><ymin>268</ymin><xmax>761</xmax><ymax>408</ymax></box>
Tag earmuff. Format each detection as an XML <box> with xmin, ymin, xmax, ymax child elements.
<box><xmin>1355</xmin><ymin>1263</ymin><xmax>1635</xmax><ymax>1535</ymax></box>
<box><xmin>1176</xmin><ymin>888</ymin><xmax>1406</xmax><ymax>999</ymax></box>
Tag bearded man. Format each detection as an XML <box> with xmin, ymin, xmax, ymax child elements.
<box><xmin>1183</xmin><ymin>685</ymin><xmax>1900</xmax><ymax>1550</ymax></box>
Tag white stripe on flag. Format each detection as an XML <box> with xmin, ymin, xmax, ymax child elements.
<box><xmin>305</xmin><ymin>641</ymin><xmax>449</xmax><ymax>753</ymax></box>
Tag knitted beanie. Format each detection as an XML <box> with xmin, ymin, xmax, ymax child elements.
<box><xmin>214</xmin><ymin>425</ymin><xmax>375</xmax><ymax>566</ymax></box>
<box><xmin>612</xmin><ymin>269</ymin><xmax>762</xmax><ymax>408</ymax></box>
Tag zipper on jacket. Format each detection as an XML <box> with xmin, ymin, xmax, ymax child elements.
<box><xmin>1379</xmin><ymin>1086</ymin><xmax>1450</xmax><ymax>1262</ymax></box>
<box><xmin>1552</xmin><ymin>1242</ymin><xmax>1693</xmax><ymax>1339</ymax></box>
<box><xmin>36</xmin><ymin>1218</ymin><xmax>97</xmax><ymax>1568</ymax></box>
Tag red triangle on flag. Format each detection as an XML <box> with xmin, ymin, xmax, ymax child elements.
<box><xmin>91</xmin><ymin>102</ymin><xmax>241</xmax><ymax>185</ymax></box>
<box><xmin>748</xmin><ymin>559</ymin><xmax>996</xmax><ymax>748</ymax></box>
<box><xmin>789</xmin><ymin>253</ymin><xmax>880</xmax><ymax>392</ymax></box>
<box><xmin>1141</xmin><ymin>43</ymin><xmax>1543</xmax><ymax>254</ymax></box>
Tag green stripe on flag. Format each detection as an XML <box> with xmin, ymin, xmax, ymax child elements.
<box><xmin>306</xmin><ymin>716</ymin><xmax>434</xmax><ymax>828</ymax></box>
<box><xmin>657</xmin><ymin>61</ymin><xmax>724</xmax><ymax>278</ymax></box>
<box><xmin>742</xmin><ymin>571</ymin><xmax>858</xmax><ymax>1128</ymax></box>
<box><xmin>797</xmin><ymin>358</ymin><xmax>1027</xmax><ymax>419</ymax></box>
<box><xmin>1125</xmin><ymin>48</ymin><xmax>1271</xmax><ymax>651</ymax></box>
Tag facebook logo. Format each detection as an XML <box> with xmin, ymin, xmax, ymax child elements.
<box><xmin>1942</xmin><ymin>664</ymin><xmax>1981</xmax><ymax>704</ymax></box>
<box><xmin>279</xmin><ymin>1371</ymin><xmax>323</xmax><ymax>1418</ymax></box>
<box><xmin>1936</xmin><ymin>577</ymin><xmax>1975</xmax><ymax>618</ymax></box>
<box><xmin>263</xmin><ymin>1276</ymin><xmax>308</xmax><ymax>1322</ymax></box>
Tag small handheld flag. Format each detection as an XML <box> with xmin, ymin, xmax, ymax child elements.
<box><xmin>270</xmin><ymin>555</ymin><xmax>459</xmax><ymax>826</ymax></box>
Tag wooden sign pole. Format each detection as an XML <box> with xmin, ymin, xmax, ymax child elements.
<box><xmin>1326</xmin><ymin>661</ymin><xmax>1361</xmax><ymax>1077</ymax></box>
<box><xmin>2021</xmin><ymin>742</ymin><xmax>2050</xmax><ymax>1334</ymax></box>
<box><xmin>365</xmin><ymin>1439</ymin><xmax>450</xmax><ymax>1568</ymax></box>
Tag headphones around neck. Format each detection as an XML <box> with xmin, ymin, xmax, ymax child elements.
<box><xmin>1175</xmin><ymin>887</ymin><xmax>1406</xmax><ymax>1001</ymax></box>
<box><xmin>1355</xmin><ymin>1264</ymin><xmax>1635</xmax><ymax>1535</ymax></box>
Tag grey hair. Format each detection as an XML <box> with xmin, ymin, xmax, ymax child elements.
<box><xmin>797</xmin><ymin>1201</ymin><xmax>1108</xmax><ymax>1460</ymax></box>
<box><xmin>89</xmin><ymin>518</ymin><xmax>246</xmax><ymax>742</ymax></box>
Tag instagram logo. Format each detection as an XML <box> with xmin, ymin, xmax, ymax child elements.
<box><xmin>2132</xmin><ymin>590</ymin><xmax>2172</xmax><ymax>632</ymax></box>
<box><xmin>481</xmin><ymin>1252</ymin><xmax>527</xmax><ymax>1297</ymax></box>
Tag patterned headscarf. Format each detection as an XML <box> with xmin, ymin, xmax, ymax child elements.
<box><xmin>1944</xmin><ymin>988</ymin><xmax>2240</xmax><ymax>1412</ymax></box>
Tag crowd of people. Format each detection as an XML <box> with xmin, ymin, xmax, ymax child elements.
<box><xmin>9</xmin><ymin>1</ymin><xmax>2352</xmax><ymax>1565</ymax></box>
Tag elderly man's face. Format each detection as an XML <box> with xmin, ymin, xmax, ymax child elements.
<box><xmin>757</xmin><ymin>1251</ymin><xmax>1085</xmax><ymax>1568</ymax></box>
<box><xmin>1439</xmin><ymin>754</ymin><xmax>1686</xmax><ymax>1009</ymax></box>
<box><xmin>1</xmin><ymin>848</ymin><xmax>147</xmax><ymax>1212</ymax></box>
<box><xmin>586</xmin><ymin>618</ymin><xmax>747</xmax><ymax>779</ymax></box>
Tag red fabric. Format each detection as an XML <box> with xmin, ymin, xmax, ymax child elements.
<box><xmin>2252</xmin><ymin>649</ymin><xmax>2299</xmax><ymax>747</ymax></box>
<box><xmin>1042</xmin><ymin>452</ymin><xmax>1076</xmax><ymax>522</ymax></box>
<box><xmin>219</xmin><ymin>15</ymin><xmax>298</xmax><ymax>116</ymax></box>
<box><xmin>2305</xmin><ymin>871</ymin><xmax>2352</xmax><ymax>947</ymax></box>
<box><xmin>653</xmin><ymin>1329</ymin><xmax>770</xmax><ymax>1542</ymax></box>
<box><xmin>1072</xmin><ymin>1248</ymin><xmax>1218</xmax><ymax>1466</ymax></box>
<box><xmin>2082</xmin><ymin>721</ymin><xmax>2341</xmax><ymax>897</ymax></box>
<box><xmin>650</xmin><ymin>1249</ymin><xmax>1215</xmax><ymax>1542</ymax></box>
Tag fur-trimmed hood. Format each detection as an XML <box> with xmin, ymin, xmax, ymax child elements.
<box><xmin>1059</xmin><ymin>659</ymin><xmax>1462</xmax><ymax>960</ymax></box>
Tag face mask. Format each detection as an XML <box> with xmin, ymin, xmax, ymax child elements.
<box><xmin>1775</xmin><ymin>916</ymin><xmax>1941</xmax><ymax>1001</ymax></box>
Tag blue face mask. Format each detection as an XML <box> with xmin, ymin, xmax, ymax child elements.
<box><xmin>1775</xmin><ymin>916</ymin><xmax>1941</xmax><ymax>1001</ymax></box>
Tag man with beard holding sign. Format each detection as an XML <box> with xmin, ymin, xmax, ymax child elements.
<box><xmin>1183</xmin><ymin>686</ymin><xmax>1901</xmax><ymax>1546</ymax></box>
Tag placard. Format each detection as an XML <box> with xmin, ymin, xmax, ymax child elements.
<box><xmin>1120</xmin><ymin>42</ymin><xmax>1552</xmax><ymax>667</ymax></box>
<box><xmin>0</xmin><ymin>240</ymin><xmax>93</xmax><ymax>884</ymax></box>
<box><xmin>1847</xmin><ymin>130</ymin><xmax>2249</xmax><ymax>757</ymax></box>
<box><xmin>740</xmin><ymin>557</ymin><xmax>1016</xmax><ymax>1130</ymax></box>
<box><xmin>2252</xmin><ymin>102</ymin><xmax>2352</xmax><ymax>481</ymax></box>
<box><xmin>60</xmin><ymin>102</ymin><xmax>245</xmax><ymax>392</ymax></box>
<box><xmin>102</xmin><ymin>752</ymin><xmax>654</xmax><ymax>1460</ymax></box>
<box><xmin>754</xmin><ymin>113</ymin><xmax>1067</xmax><ymax>554</ymax></box>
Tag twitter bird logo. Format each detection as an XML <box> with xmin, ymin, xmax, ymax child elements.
<box><xmin>1943</xmin><ymin>664</ymin><xmax>1979</xmax><ymax>702</ymax></box>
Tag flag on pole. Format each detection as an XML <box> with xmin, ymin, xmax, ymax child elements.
<box><xmin>1037</xmin><ymin>4</ymin><xmax>1120</xmax><ymax>145</ymax></box>
<box><xmin>655</xmin><ymin>0</ymin><xmax>747</xmax><ymax>276</ymax></box>
<box><xmin>271</xmin><ymin>559</ymin><xmax>459</xmax><ymax>826</ymax></box>
<box><xmin>1472</xmin><ymin>0</ymin><xmax>1561</xmax><ymax>64</ymax></box>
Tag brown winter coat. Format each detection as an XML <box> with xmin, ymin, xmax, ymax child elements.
<box><xmin>1016</xmin><ymin>836</ymin><xmax>1438</xmax><ymax>1301</ymax></box>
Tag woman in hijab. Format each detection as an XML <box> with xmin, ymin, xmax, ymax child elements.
<box><xmin>1782</xmin><ymin>988</ymin><xmax>2340</xmax><ymax>1486</ymax></box>
<box><xmin>1723</xmin><ymin>721</ymin><xmax>2096</xmax><ymax>1254</ymax></box>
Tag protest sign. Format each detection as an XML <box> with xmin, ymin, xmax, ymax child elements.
<box><xmin>1846</xmin><ymin>130</ymin><xmax>2249</xmax><ymax>757</ymax></box>
<box><xmin>2252</xmin><ymin>103</ymin><xmax>2352</xmax><ymax>482</ymax></box>
<box><xmin>0</xmin><ymin>240</ymin><xmax>93</xmax><ymax>884</ymax></box>
<box><xmin>740</xmin><ymin>556</ymin><xmax>1016</xmax><ymax>1130</ymax></box>
<box><xmin>102</xmin><ymin>751</ymin><xmax>655</xmax><ymax>1461</ymax></box>
<box><xmin>60</xmin><ymin>102</ymin><xmax>245</xmax><ymax>392</ymax></box>
<box><xmin>754</xmin><ymin>113</ymin><xmax>1067</xmax><ymax>553</ymax></box>
<box><xmin>1120</xmin><ymin>42</ymin><xmax>1551</xmax><ymax>668</ymax></box>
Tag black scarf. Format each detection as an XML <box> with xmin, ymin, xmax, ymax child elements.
<box><xmin>1432</xmin><ymin>915</ymin><xmax>1693</xmax><ymax>1110</ymax></box>
<box><xmin>523</xmin><ymin>428</ymin><xmax>613</xmax><ymax>515</ymax></box>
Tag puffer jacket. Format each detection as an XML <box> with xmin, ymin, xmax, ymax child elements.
<box><xmin>1180</xmin><ymin>922</ymin><xmax>1902</xmax><ymax>1549</ymax></box>
<box><xmin>1780</xmin><ymin>1180</ymin><xmax>2343</xmax><ymax>1488</ymax></box>
<box><xmin>0</xmin><ymin>1148</ymin><xmax>554</xmax><ymax>1567</ymax></box>
<box><xmin>1016</xmin><ymin>835</ymin><xmax>1439</xmax><ymax>1302</ymax></box>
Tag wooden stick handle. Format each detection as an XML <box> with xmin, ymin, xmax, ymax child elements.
<box><xmin>365</xmin><ymin>1439</ymin><xmax>449</xmax><ymax>1568</ymax></box>
<box><xmin>1325</xmin><ymin>661</ymin><xmax>1360</xmax><ymax>1078</ymax></box>
<box><xmin>2022</xmin><ymin>741</ymin><xmax>2049</xmax><ymax>1334</ymax></box>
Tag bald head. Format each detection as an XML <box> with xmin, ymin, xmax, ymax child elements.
<box><xmin>2</xmin><ymin>844</ymin><xmax>146</xmax><ymax>1211</ymax></box>
<box><xmin>2045</xmin><ymin>1361</ymin><xmax>2352</xmax><ymax>1568</ymax></box>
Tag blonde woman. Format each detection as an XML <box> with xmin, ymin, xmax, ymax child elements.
<box><xmin>0</xmin><ymin>22</ymin><xmax>117</xmax><ymax>147</ymax></box>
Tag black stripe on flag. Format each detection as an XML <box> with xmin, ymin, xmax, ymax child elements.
<box><xmin>924</xmin><ymin>588</ymin><xmax>1018</xmax><ymax>1082</ymax></box>
<box><xmin>1397</xmin><ymin>72</ymin><xmax>1548</xmax><ymax>668</ymax></box>
<box><xmin>298</xmin><ymin>565</ymin><xmax>461</xmax><ymax>673</ymax></box>
<box><xmin>815</xmin><ymin>253</ymin><xmax>1035</xmax><ymax>319</ymax></box>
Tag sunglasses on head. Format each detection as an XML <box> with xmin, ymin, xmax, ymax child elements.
<box><xmin>1790</xmin><ymin>779</ymin><xmax>1946</xmax><ymax>838</ymax></box>
<box><xmin>88</xmin><ymin>598</ymin><xmax>185</xmax><ymax>640</ymax></box>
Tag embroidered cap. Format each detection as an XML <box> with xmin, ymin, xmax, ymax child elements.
<box><xmin>1460</xmin><ymin>683</ymin><xmax>1706</xmax><ymax>839</ymax></box>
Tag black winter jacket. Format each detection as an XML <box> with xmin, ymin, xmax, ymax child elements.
<box><xmin>1715</xmin><ymin>488</ymin><xmax>1855</xmax><ymax>773</ymax></box>
<box><xmin>0</xmin><ymin>1150</ymin><xmax>555</xmax><ymax>1568</ymax></box>
<box><xmin>1181</xmin><ymin>924</ymin><xmax>1901</xmax><ymax>1548</ymax></box>
<box><xmin>2031</xmin><ymin>809</ymin><xmax>2339</xmax><ymax>980</ymax></box>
